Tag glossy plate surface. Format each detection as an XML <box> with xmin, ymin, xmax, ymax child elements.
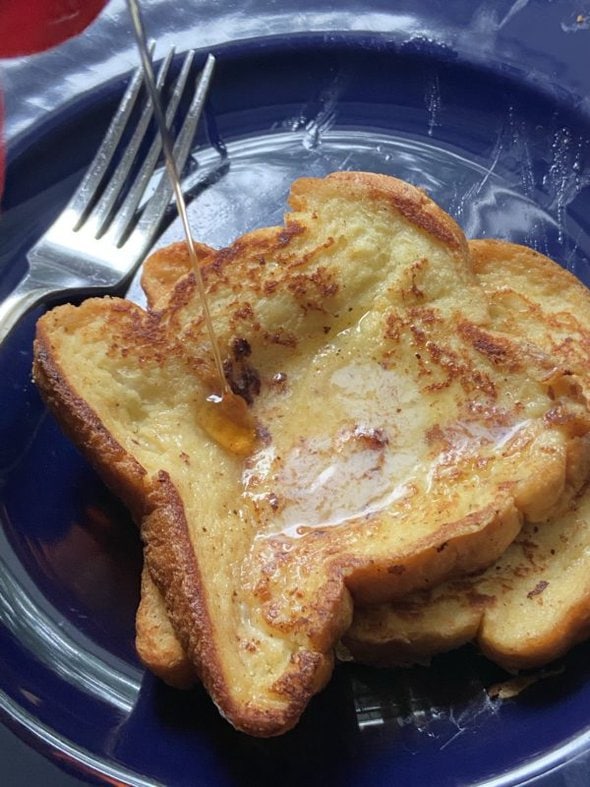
<box><xmin>2</xmin><ymin>27</ymin><xmax>590</xmax><ymax>787</ymax></box>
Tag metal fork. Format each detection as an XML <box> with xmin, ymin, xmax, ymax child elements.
<box><xmin>0</xmin><ymin>49</ymin><xmax>215</xmax><ymax>345</ymax></box>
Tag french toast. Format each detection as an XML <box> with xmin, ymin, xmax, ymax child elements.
<box><xmin>343</xmin><ymin>240</ymin><xmax>590</xmax><ymax>672</ymax></box>
<box><xmin>33</xmin><ymin>174</ymin><xmax>590</xmax><ymax>735</ymax></box>
<box><xmin>135</xmin><ymin>237</ymin><xmax>590</xmax><ymax>686</ymax></box>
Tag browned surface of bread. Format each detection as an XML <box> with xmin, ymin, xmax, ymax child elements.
<box><xmin>33</xmin><ymin>174</ymin><xmax>590</xmax><ymax>734</ymax></box>
<box><xmin>133</xmin><ymin>238</ymin><xmax>590</xmax><ymax>686</ymax></box>
<box><xmin>343</xmin><ymin>240</ymin><xmax>590</xmax><ymax>672</ymax></box>
<box><xmin>141</xmin><ymin>240</ymin><xmax>214</xmax><ymax>312</ymax></box>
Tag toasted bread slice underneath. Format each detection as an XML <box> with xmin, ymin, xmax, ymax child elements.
<box><xmin>343</xmin><ymin>240</ymin><xmax>590</xmax><ymax>672</ymax></box>
<box><xmin>136</xmin><ymin>564</ymin><xmax>197</xmax><ymax>689</ymax></box>
<box><xmin>34</xmin><ymin>176</ymin><xmax>590</xmax><ymax>734</ymax></box>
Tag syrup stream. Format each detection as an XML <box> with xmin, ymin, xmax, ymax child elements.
<box><xmin>127</xmin><ymin>0</ymin><xmax>256</xmax><ymax>455</ymax></box>
<box><xmin>127</xmin><ymin>0</ymin><xmax>226</xmax><ymax>389</ymax></box>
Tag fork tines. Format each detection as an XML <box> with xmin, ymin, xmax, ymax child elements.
<box><xmin>73</xmin><ymin>49</ymin><xmax>215</xmax><ymax>249</ymax></box>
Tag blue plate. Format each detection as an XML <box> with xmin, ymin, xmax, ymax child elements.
<box><xmin>2</xmin><ymin>31</ymin><xmax>590</xmax><ymax>786</ymax></box>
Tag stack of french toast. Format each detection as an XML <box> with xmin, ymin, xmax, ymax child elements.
<box><xmin>33</xmin><ymin>172</ymin><xmax>590</xmax><ymax>736</ymax></box>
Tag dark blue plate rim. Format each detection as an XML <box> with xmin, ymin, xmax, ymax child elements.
<box><xmin>6</xmin><ymin>29</ymin><xmax>590</xmax><ymax>167</ymax></box>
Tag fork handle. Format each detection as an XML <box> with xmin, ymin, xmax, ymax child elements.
<box><xmin>0</xmin><ymin>272</ymin><xmax>58</xmax><ymax>347</ymax></box>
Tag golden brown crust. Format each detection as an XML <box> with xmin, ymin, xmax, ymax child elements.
<box><xmin>343</xmin><ymin>499</ymin><xmax>522</xmax><ymax>603</ymax></box>
<box><xmin>33</xmin><ymin>304</ymin><xmax>149</xmax><ymax>521</ymax></box>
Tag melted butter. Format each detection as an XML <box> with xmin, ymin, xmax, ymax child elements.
<box><xmin>242</xmin><ymin>359</ymin><xmax>537</xmax><ymax>538</ymax></box>
<box><xmin>243</xmin><ymin>361</ymin><xmax>428</xmax><ymax>535</ymax></box>
<box><xmin>245</xmin><ymin>434</ymin><xmax>414</xmax><ymax>538</ymax></box>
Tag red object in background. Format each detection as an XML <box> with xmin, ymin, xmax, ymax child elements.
<box><xmin>0</xmin><ymin>0</ymin><xmax>108</xmax><ymax>199</ymax></box>
<box><xmin>0</xmin><ymin>92</ymin><xmax>4</xmax><ymax>201</ymax></box>
<box><xmin>0</xmin><ymin>0</ymin><xmax>108</xmax><ymax>57</ymax></box>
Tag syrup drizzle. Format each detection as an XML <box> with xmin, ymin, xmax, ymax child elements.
<box><xmin>127</xmin><ymin>0</ymin><xmax>257</xmax><ymax>456</ymax></box>
<box><xmin>198</xmin><ymin>393</ymin><xmax>257</xmax><ymax>456</ymax></box>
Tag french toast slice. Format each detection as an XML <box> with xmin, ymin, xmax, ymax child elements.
<box><xmin>33</xmin><ymin>174</ymin><xmax>590</xmax><ymax>734</ymax></box>
<box><xmin>343</xmin><ymin>240</ymin><xmax>590</xmax><ymax>672</ymax></box>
